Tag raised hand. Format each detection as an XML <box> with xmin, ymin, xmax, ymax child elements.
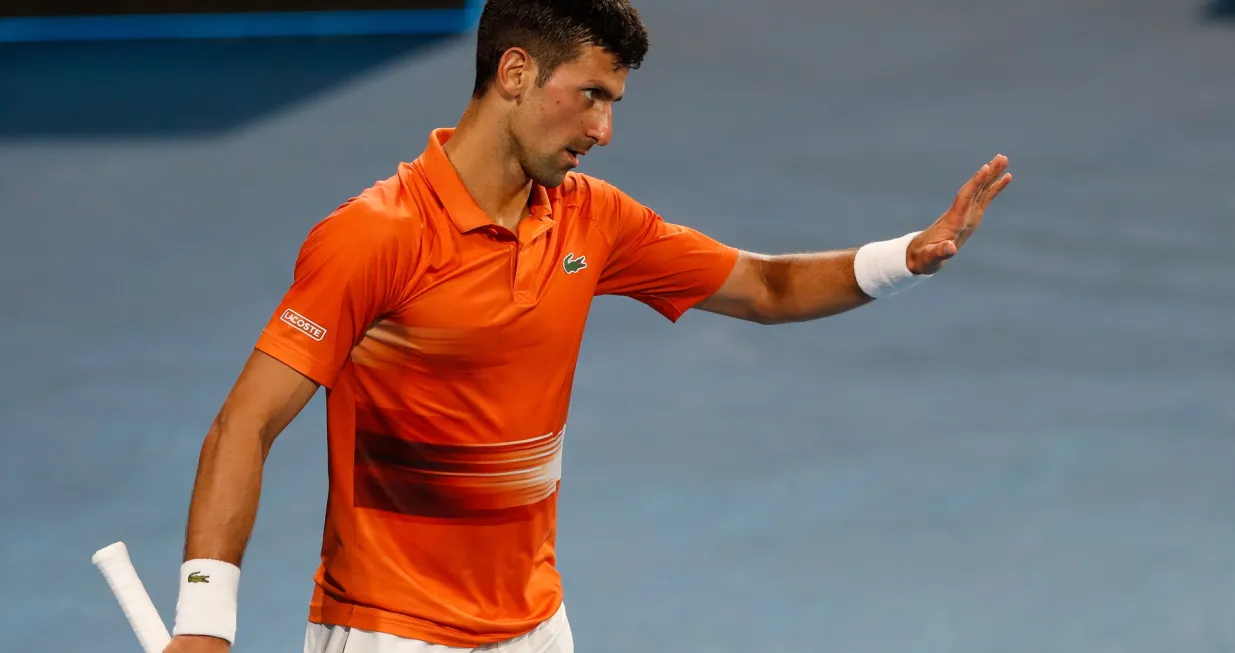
<box><xmin>908</xmin><ymin>154</ymin><xmax>1012</xmax><ymax>275</ymax></box>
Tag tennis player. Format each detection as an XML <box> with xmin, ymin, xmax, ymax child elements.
<box><xmin>163</xmin><ymin>1</ymin><xmax>1011</xmax><ymax>652</ymax></box>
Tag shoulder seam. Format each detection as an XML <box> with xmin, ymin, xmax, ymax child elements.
<box><xmin>574</xmin><ymin>174</ymin><xmax>617</xmax><ymax>250</ymax></box>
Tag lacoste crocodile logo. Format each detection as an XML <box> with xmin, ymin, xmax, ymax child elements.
<box><xmin>187</xmin><ymin>572</ymin><xmax>210</xmax><ymax>583</ymax></box>
<box><xmin>563</xmin><ymin>252</ymin><xmax>588</xmax><ymax>275</ymax></box>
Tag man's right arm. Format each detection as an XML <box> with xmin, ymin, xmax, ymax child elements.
<box><xmin>166</xmin><ymin>349</ymin><xmax>319</xmax><ymax>653</ymax></box>
<box><xmin>165</xmin><ymin>195</ymin><xmax>416</xmax><ymax>652</ymax></box>
<box><xmin>184</xmin><ymin>348</ymin><xmax>318</xmax><ymax>564</ymax></box>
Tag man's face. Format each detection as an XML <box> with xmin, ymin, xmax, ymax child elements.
<box><xmin>509</xmin><ymin>45</ymin><xmax>628</xmax><ymax>188</ymax></box>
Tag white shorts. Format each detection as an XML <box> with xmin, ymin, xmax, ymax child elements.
<box><xmin>303</xmin><ymin>604</ymin><xmax>573</xmax><ymax>653</ymax></box>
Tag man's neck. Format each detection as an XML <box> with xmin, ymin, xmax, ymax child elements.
<box><xmin>442</xmin><ymin>102</ymin><xmax>534</xmax><ymax>231</ymax></box>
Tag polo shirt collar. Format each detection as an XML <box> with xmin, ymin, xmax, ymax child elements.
<box><xmin>414</xmin><ymin>128</ymin><xmax>553</xmax><ymax>233</ymax></box>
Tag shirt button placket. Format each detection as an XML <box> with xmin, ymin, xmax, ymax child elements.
<box><xmin>513</xmin><ymin>239</ymin><xmax>534</xmax><ymax>303</ymax></box>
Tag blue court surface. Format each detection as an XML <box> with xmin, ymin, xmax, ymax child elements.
<box><xmin>2</xmin><ymin>1</ymin><xmax>1233</xmax><ymax>651</ymax></box>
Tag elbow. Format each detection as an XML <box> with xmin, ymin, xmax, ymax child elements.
<box><xmin>748</xmin><ymin>306</ymin><xmax>783</xmax><ymax>325</ymax></box>
<box><xmin>750</xmin><ymin>310</ymin><xmax>796</xmax><ymax>326</ymax></box>
<box><xmin>747</xmin><ymin>294</ymin><xmax>795</xmax><ymax>325</ymax></box>
<box><xmin>203</xmin><ymin>410</ymin><xmax>274</xmax><ymax>462</ymax></box>
<box><xmin>745</xmin><ymin>257</ymin><xmax>789</xmax><ymax>325</ymax></box>
<box><xmin>753</xmin><ymin>316</ymin><xmax>786</xmax><ymax>326</ymax></box>
<box><xmin>752</xmin><ymin>256</ymin><xmax>818</xmax><ymax>325</ymax></box>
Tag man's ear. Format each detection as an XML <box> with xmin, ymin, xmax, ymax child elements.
<box><xmin>494</xmin><ymin>47</ymin><xmax>538</xmax><ymax>98</ymax></box>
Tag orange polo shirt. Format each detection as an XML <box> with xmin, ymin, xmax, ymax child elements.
<box><xmin>253</xmin><ymin>128</ymin><xmax>739</xmax><ymax>647</ymax></box>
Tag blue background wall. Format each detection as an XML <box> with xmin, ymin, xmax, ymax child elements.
<box><xmin>2</xmin><ymin>1</ymin><xmax>1233</xmax><ymax>651</ymax></box>
<box><xmin>0</xmin><ymin>1</ymin><xmax>483</xmax><ymax>42</ymax></box>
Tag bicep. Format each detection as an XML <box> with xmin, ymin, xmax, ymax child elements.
<box><xmin>694</xmin><ymin>250</ymin><xmax>775</xmax><ymax>323</ymax></box>
<box><xmin>591</xmin><ymin>180</ymin><xmax>742</xmax><ymax>321</ymax></box>
<box><xmin>214</xmin><ymin>349</ymin><xmax>320</xmax><ymax>454</ymax></box>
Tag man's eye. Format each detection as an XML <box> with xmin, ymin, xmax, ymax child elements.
<box><xmin>583</xmin><ymin>89</ymin><xmax>596</xmax><ymax>101</ymax></box>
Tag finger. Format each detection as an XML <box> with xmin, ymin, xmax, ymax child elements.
<box><xmin>923</xmin><ymin>239</ymin><xmax>958</xmax><ymax>262</ymax></box>
<box><xmin>973</xmin><ymin>154</ymin><xmax>1002</xmax><ymax>188</ymax></box>
<box><xmin>954</xmin><ymin>163</ymin><xmax>990</xmax><ymax>210</ymax></box>
<box><xmin>916</xmin><ymin>241</ymin><xmax>956</xmax><ymax>273</ymax></box>
<box><xmin>975</xmin><ymin>155</ymin><xmax>1005</xmax><ymax>198</ymax></box>
<box><xmin>981</xmin><ymin>172</ymin><xmax>1013</xmax><ymax>207</ymax></box>
<box><xmin>995</xmin><ymin>171</ymin><xmax>1012</xmax><ymax>192</ymax></box>
<box><xmin>974</xmin><ymin>162</ymin><xmax>994</xmax><ymax>189</ymax></box>
<box><xmin>988</xmin><ymin>154</ymin><xmax>1008</xmax><ymax>176</ymax></box>
<box><xmin>973</xmin><ymin>157</ymin><xmax>1004</xmax><ymax>197</ymax></box>
<box><xmin>947</xmin><ymin>157</ymin><xmax>1003</xmax><ymax>230</ymax></box>
<box><xmin>982</xmin><ymin>154</ymin><xmax>1007</xmax><ymax>181</ymax></box>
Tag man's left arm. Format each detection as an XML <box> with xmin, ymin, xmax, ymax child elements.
<box><xmin>697</xmin><ymin>154</ymin><xmax>1012</xmax><ymax>324</ymax></box>
<box><xmin>695</xmin><ymin>248</ymin><xmax>868</xmax><ymax>324</ymax></box>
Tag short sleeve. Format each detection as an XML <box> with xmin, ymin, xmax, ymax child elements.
<box><xmin>254</xmin><ymin>200</ymin><xmax>413</xmax><ymax>388</ymax></box>
<box><xmin>590</xmin><ymin>178</ymin><xmax>739</xmax><ymax>321</ymax></box>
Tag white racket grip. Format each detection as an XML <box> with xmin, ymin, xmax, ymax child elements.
<box><xmin>93</xmin><ymin>542</ymin><xmax>173</xmax><ymax>653</ymax></box>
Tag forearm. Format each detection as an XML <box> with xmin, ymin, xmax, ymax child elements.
<box><xmin>754</xmin><ymin>229</ymin><xmax>930</xmax><ymax>324</ymax></box>
<box><xmin>757</xmin><ymin>249</ymin><xmax>872</xmax><ymax>324</ymax></box>
<box><xmin>170</xmin><ymin>350</ymin><xmax>317</xmax><ymax>646</ymax></box>
<box><xmin>183</xmin><ymin>418</ymin><xmax>269</xmax><ymax>566</ymax></box>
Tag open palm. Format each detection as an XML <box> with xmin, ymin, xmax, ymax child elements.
<box><xmin>908</xmin><ymin>154</ymin><xmax>1012</xmax><ymax>275</ymax></box>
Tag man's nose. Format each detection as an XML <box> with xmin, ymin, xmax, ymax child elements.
<box><xmin>586</xmin><ymin>107</ymin><xmax>612</xmax><ymax>147</ymax></box>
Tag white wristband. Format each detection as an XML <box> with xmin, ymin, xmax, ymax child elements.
<box><xmin>853</xmin><ymin>231</ymin><xmax>930</xmax><ymax>299</ymax></box>
<box><xmin>173</xmin><ymin>559</ymin><xmax>240</xmax><ymax>644</ymax></box>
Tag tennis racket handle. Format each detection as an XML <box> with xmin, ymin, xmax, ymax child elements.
<box><xmin>93</xmin><ymin>542</ymin><xmax>173</xmax><ymax>653</ymax></box>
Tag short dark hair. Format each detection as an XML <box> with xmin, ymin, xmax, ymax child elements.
<box><xmin>472</xmin><ymin>0</ymin><xmax>650</xmax><ymax>98</ymax></box>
